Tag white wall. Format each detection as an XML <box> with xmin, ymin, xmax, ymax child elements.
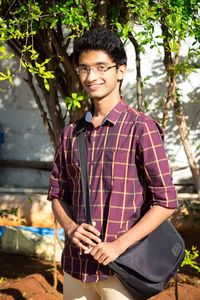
<box><xmin>123</xmin><ymin>39</ymin><xmax>200</xmax><ymax>190</ymax></box>
<box><xmin>0</xmin><ymin>73</ymin><xmax>54</xmax><ymax>188</ymax></box>
<box><xmin>0</xmin><ymin>38</ymin><xmax>199</xmax><ymax>190</ymax></box>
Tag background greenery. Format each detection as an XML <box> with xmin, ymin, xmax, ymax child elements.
<box><xmin>0</xmin><ymin>0</ymin><xmax>199</xmax><ymax>194</ymax></box>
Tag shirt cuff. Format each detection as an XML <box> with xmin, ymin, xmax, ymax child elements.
<box><xmin>149</xmin><ymin>186</ymin><xmax>178</xmax><ymax>208</ymax></box>
<box><xmin>47</xmin><ymin>186</ymin><xmax>69</xmax><ymax>201</ymax></box>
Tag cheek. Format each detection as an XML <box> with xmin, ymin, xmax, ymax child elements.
<box><xmin>80</xmin><ymin>79</ymin><xmax>89</xmax><ymax>90</ymax></box>
<box><xmin>79</xmin><ymin>77</ymin><xmax>85</xmax><ymax>85</ymax></box>
<box><xmin>107</xmin><ymin>76</ymin><xmax>119</xmax><ymax>88</ymax></box>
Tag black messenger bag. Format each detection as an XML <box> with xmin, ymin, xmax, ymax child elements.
<box><xmin>109</xmin><ymin>220</ymin><xmax>185</xmax><ymax>299</ymax></box>
<box><xmin>77</xmin><ymin>127</ymin><xmax>185</xmax><ymax>300</ymax></box>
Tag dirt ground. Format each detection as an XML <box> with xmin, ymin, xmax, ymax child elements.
<box><xmin>0</xmin><ymin>207</ymin><xmax>200</xmax><ymax>300</ymax></box>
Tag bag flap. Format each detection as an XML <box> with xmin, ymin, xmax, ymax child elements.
<box><xmin>111</xmin><ymin>220</ymin><xmax>185</xmax><ymax>282</ymax></box>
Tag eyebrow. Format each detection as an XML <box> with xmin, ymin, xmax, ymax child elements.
<box><xmin>78</xmin><ymin>62</ymin><xmax>110</xmax><ymax>66</ymax></box>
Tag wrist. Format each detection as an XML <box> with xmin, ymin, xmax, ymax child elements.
<box><xmin>115</xmin><ymin>230</ymin><xmax>138</xmax><ymax>254</ymax></box>
<box><xmin>113</xmin><ymin>237</ymin><xmax>128</xmax><ymax>256</ymax></box>
<box><xmin>65</xmin><ymin>222</ymin><xmax>78</xmax><ymax>238</ymax></box>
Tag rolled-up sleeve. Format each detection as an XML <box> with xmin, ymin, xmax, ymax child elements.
<box><xmin>138</xmin><ymin>118</ymin><xmax>178</xmax><ymax>208</ymax></box>
<box><xmin>48</xmin><ymin>130</ymin><xmax>70</xmax><ymax>201</ymax></box>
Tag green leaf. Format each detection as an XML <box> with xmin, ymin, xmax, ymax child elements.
<box><xmin>0</xmin><ymin>46</ymin><xmax>6</xmax><ymax>57</ymax></box>
<box><xmin>50</xmin><ymin>18</ymin><xmax>58</xmax><ymax>29</ymax></box>
<box><xmin>44</xmin><ymin>78</ymin><xmax>49</xmax><ymax>91</ymax></box>
<box><xmin>77</xmin><ymin>96</ymin><xmax>84</xmax><ymax>101</ymax></box>
<box><xmin>72</xmin><ymin>92</ymin><xmax>77</xmax><ymax>99</ymax></box>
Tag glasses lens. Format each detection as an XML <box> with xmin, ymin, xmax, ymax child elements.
<box><xmin>76</xmin><ymin>65</ymin><xmax>116</xmax><ymax>75</ymax></box>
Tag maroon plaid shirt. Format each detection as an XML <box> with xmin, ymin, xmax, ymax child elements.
<box><xmin>48</xmin><ymin>98</ymin><xmax>178</xmax><ymax>283</ymax></box>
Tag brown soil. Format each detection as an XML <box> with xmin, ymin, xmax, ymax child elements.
<box><xmin>0</xmin><ymin>208</ymin><xmax>200</xmax><ymax>300</ymax></box>
<box><xmin>0</xmin><ymin>252</ymin><xmax>63</xmax><ymax>299</ymax></box>
<box><xmin>0</xmin><ymin>273</ymin><xmax>62</xmax><ymax>300</ymax></box>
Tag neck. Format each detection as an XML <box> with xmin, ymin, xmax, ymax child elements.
<box><xmin>93</xmin><ymin>95</ymin><xmax>121</xmax><ymax>118</ymax></box>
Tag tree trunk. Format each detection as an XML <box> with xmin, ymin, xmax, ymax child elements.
<box><xmin>25</xmin><ymin>72</ymin><xmax>56</xmax><ymax>147</ymax></box>
<box><xmin>7</xmin><ymin>36</ymin><xmax>65</xmax><ymax>148</ymax></box>
<box><xmin>161</xmin><ymin>23</ymin><xmax>200</xmax><ymax>197</ymax></box>
<box><xmin>161</xmin><ymin>22</ymin><xmax>174</xmax><ymax>129</ymax></box>
<box><xmin>129</xmin><ymin>35</ymin><xmax>143</xmax><ymax>110</ymax></box>
<box><xmin>6</xmin><ymin>25</ymin><xmax>89</xmax><ymax>147</ymax></box>
<box><xmin>174</xmin><ymin>97</ymin><xmax>200</xmax><ymax>196</ymax></box>
<box><xmin>93</xmin><ymin>0</ymin><xmax>108</xmax><ymax>27</ymax></box>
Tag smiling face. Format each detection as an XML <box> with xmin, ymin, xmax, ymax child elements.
<box><xmin>78</xmin><ymin>50</ymin><xmax>126</xmax><ymax>105</ymax></box>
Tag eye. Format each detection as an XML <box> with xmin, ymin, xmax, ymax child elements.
<box><xmin>97</xmin><ymin>65</ymin><xmax>107</xmax><ymax>72</ymax></box>
<box><xmin>80</xmin><ymin>66</ymin><xmax>88</xmax><ymax>72</ymax></box>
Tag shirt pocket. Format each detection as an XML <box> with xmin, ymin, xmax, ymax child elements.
<box><xmin>103</xmin><ymin>149</ymin><xmax>130</xmax><ymax>184</ymax></box>
<box><xmin>104</xmin><ymin>149</ymin><xmax>129</xmax><ymax>163</ymax></box>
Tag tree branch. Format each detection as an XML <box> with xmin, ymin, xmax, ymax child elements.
<box><xmin>129</xmin><ymin>34</ymin><xmax>142</xmax><ymax>111</ymax></box>
<box><xmin>48</xmin><ymin>28</ymin><xmax>80</xmax><ymax>93</ymax></box>
<box><xmin>93</xmin><ymin>0</ymin><xmax>108</xmax><ymax>28</ymax></box>
<box><xmin>24</xmin><ymin>71</ymin><xmax>56</xmax><ymax>148</ymax></box>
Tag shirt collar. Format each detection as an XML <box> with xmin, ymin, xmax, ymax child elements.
<box><xmin>85</xmin><ymin>97</ymin><xmax>126</xmax><ymax>126</ymax></box>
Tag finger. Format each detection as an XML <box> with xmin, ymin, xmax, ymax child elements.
<box><xmin>94</xmin><ymin>251</ymin><xmax>105</xmax><ymax>261</ymax></box>
<box><xmin>78</xmin><ymin>228</ymin><xmax>101</xmax><ymax>245</ymax></box>
<box><xmin>89</xmin><ymin>244</ymin><xmax>106</xmax><ymax>259</ymax></box>
<box><xmin>76</xmin><ymin>230</ymin><xmax>101</xmax><ymax>246</ymax></box>
<box><xmin>81</xmin><ymin>223</ymin><xmax>101</xmax><ymax>237</ymax></box>
<box><xmin>102</xmin><ymin>257</ymin><xmax>112</xmax><ymax>265</ymax></box>
<box><xmin>98</xmin><ymin>254</ymin><xmax>108</xmax><ymax>264</ymax></box>
<box><xmin>84</xmin><ymin>246</ymin><xmax>93</xmax><ymax>254</ymax></box>
<box><xmin>72</xmin><ymin>237</ymin><xmax>89</xmax><ymax>251</ymax></box>
<box><xmin>74</xmin><ymin>232</ymin><xmax>99</xmax><ymax>247</ymax></box>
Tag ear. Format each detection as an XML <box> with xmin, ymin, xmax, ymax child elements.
<box><xmin>117</xmin><ymin>64</ymin><xmax>127</xmax><ymax>81</ymax></box>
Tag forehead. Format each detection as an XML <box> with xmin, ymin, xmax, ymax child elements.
<box><xmin>78</xmin><ymin>50</ymin><xmax>113</xmax><ymax>65</ymax></box>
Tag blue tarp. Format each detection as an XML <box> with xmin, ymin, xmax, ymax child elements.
<box><xmin>0</xmin><ymin>225</ymin><xmax>65</xmax><ymax>241</ymax></box>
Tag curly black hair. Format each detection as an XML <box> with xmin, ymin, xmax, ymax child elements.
<box><xmin>73</xmin><ymin>28</ymin><xmax>127</xmax><ymax>66</ymax></box>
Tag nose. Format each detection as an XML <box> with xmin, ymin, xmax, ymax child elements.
<box><xmin>86</xmin><ymin>67</ymin><xmax>98</xmax><ymax>81</ymax></box>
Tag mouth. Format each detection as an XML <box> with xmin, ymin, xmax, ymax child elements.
<box><xmin>86</xmin><ymin>83</ymin><xmax>104</xmax><ymax>91</ymax></box>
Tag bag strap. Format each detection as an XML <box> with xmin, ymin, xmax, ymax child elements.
<box><xmin>172</xmin><ymin>271</ymin><xmax>178</xmax><ymax>300</ymax></box>
<box><xmin>77</xmin><ymin>130</ymin><xmax>92</xmax><ymax>225</ymax></box>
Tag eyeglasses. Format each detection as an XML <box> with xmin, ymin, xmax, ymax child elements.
<box><xmin>76</xmin><ymin>64</ymin><xmax>117</xmax><ymax>76</ymax></box>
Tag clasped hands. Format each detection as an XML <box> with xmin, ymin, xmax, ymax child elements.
<box><xmin>67</xmin><ymin>222</ymin><xmax>121</xmax><ymax>265</ymax></box>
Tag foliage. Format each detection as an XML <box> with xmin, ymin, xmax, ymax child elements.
<box><xmin>0</xmin><ymin>1</ymin><xmax>95</xmax><ymax>89</ymax></box>
<box><xmin>0</xmin><ymin>45</ymin><xmax>13</xmax><ymax>83</ymax></box>
<box><xmin>0</xmin><ymin>45</ymin><xmax>13</xmax><ymax>60</ymax></box>
<box><xmin>47</xmin><ymin>0</ymin><xmax>95</xmax><ymax>33</ymax></box>
<box><xmin>0</xmin><ymin>67</ymin><xmax>12</xmax><ymax>83</ymax></box>
<box><xmin>123</xmin><ymin>0</ymin><xmax>199</xmax><ymax>62</ymax></box>
<box><xmin>0</xmin><ymin>0</ymin><xmax>199</xmax><ymax>153</ymax></box>
<box><xmin>0</xmin><ymin>207</ymin><xmax>26</xmax><ymax>225</ymax></box>
<box><xmin>21</xmin><ymin>46</ymin><xmax>54</xmax><ymax>91</ymax></box>
<box><xmin>0</xmin><ymin>277</ymin><xmax>5</xmax><ymax>284</ymax></box>
<box><xmin>0</xmin><ymin>0</ymin><xmax>199</xmax><ymax>107</ymax></box>
<box><xmin>181</xmin><ymin>246</ymin><xmax>200</xmax><ymax>273</ymax></box>
<box><xmin>0</xmin><ymin>207</ymin><xmax>19</xmax><ymax>218</ymax></box>
<box><xmin>0</xmin><ymin>0</ymin><xmax>97</xmax><ymax>146</ymax></box>
<box><xmin>0</xmin><ymin>207</ymin><xmax>26</xmax><ymax>224</ymax></box>
<box><xmin>64</xmin><ymin>92</ymin><xmax>86</xmax><ymax>111</ymax></box>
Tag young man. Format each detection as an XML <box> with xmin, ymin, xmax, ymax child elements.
<box><xmin>48</xmin><ymin>28</ymin><xmax>178</xmax><ymax>300</ymax></box>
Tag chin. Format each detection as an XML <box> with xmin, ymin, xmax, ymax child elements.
<box><xmin>88</xmin><ymin>93</ymin><xmax>104</xmax><ymax>100</ymax></box>
<box><xmin>92</xmin><ymin>96</ymin><xmax>105</xmax><ymax>102</ymax></box>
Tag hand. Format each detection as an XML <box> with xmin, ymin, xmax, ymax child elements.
<box><xmin>67</xmin><ymin>222</ymin><xmax>101</xmax><ymax>251</ymax></box>
<box><xmin>84</xmin><ymin>240</ymin><xmax>123</xmax><ymax>265</ymax></box>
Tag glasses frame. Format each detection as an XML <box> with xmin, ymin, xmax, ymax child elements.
<box><xmin>76</xmin><ymin>64</ymin><xmax>117</xmax><ymax>76</ymax></box>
